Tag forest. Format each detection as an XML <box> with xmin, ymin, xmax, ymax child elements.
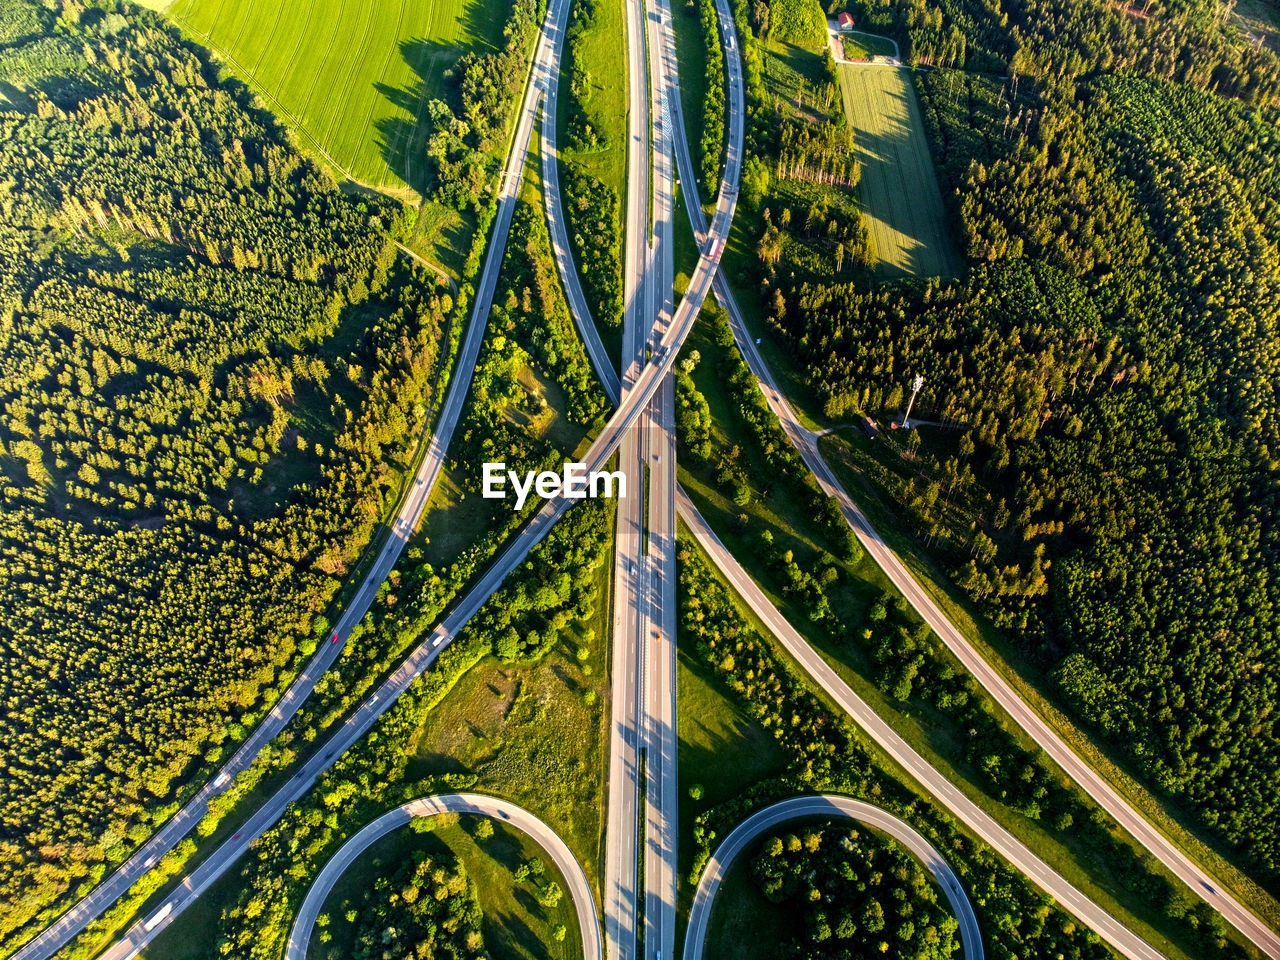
<box><xmin>336</xmin><ymin>851</ymin><xmax>486</xmax><ymax>959</ymax></box>
<box><xmin>749</xmin><ymin>824</ymin><xmax>960</xmax><ymax>959</ymax></box>
<box><xmin>0</xmin><ymin>0</ymin><xmax>471</xmax><ymax>946</ymax></box>
<box><xmin>841</xmin><ymin>0</ymin><xmax>1280</xmax><ymax>105</ymax></box>
<box><xmin>736</xmin><ymin>0</ymin><xmax>1280</xmax><ymax>888</ymax></box>
<box><xmin>674</xmin><ymin>302</ymin><xmax>1241</xmax><ymax>957</ymax></box>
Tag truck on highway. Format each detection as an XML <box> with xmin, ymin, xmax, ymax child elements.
<box><xmin>143</xmin><ymin>903</ymin><xmax>172</xmax><ymax>932</ymax></box>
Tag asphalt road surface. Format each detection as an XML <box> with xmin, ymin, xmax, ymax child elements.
<box><xmin>601</xmin><ymin>0</ymin><xmax>653</xmax><ymax>954</ymax></box>
<box><xmin>284</xmin><ymin>793</ymin><xmax>601</xmax><ymax>960</ymax></box>
<box><xmin>682</xmin><ymin>794</ymin><xmax>983</xmax><ymax>960</ymax></box>
<box><xmin>639</xmin><ymin>2</ymin><xmax>682</xmax><ymax>958</ymax></box>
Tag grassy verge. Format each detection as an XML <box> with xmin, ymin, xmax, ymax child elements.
<box><xmin>671</xmin><ymin>0</ymin><xmax>711</xmax><ymax>206</ymax></box>
<box><xmin>557</xmin><ymin>0</ymin><xmax>627</xmax><ymax>363</ymax></box>
<box><xmin>675</xmin><ymin>639</ymin><xmax>789</xmax><ymax>947</ymax></box>
<box><xmin>672</xmin><ymin>183</ymin><xmax>701</xmax><ymax>289</ymax></box>
<box><xmin>700</xmin><ymin>846</ymin><xmax>789</xmax><ymax>960</ymax></box>
<box><xmin>558</xmin><ymin>0</ymin><xmax>628</xmax><ymax>201</ymax></box>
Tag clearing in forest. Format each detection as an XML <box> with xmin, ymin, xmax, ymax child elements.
<box><xmin>167</xmin><ymin>0</ymin><xmax>509</xmax><ymax>192</ymax></box>
<box><xmin>838</xmin><ymin>65</ymin><xmax>960</xmax><ymax>278</ymax></box>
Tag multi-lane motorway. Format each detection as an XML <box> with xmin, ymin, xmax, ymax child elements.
<box><xmin>640</xmin><ymin>2</ymin><xmax>680</xmax><ymax>949</ymax></box>
<box><xmin>681</xmin><ymin>794</ymin><xmax>983</xmax><ymax>960</ymax></box>
<box><xmin>284</xmin><ymin>794</ymin><xmax>602</xmax><ymax>960</ymax></box>
<box><xmin>601</xmin><ymin>0</ymin><xmax>653</xmax><ymax>949</ymax></box>
<box><xmin>11</xmin><ymin>0</ymin><xmax>1279</xmax><ymax>956</ymax></box>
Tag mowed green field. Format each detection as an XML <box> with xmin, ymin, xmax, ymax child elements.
<box><xmin>166</xmin><ymin>0</ymin><xmax>508</xmax><ymax>191</ymax></box>
<box><xmin>558</xmin><ymin>0</ymin><xmax>627</xmax><ymax>201</ymax></box>
<box><xmin>838</xmin><ymin>66</ymin><xmax>960</xmax><ymax>278</ymax></box>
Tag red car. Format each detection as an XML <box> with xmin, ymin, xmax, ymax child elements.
<box><xmin>331</xmin><ymin>632</ymin><xmax>339</xmax><ymax>644</ymax></box>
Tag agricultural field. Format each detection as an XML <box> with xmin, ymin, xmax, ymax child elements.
<box><xmin>165</xmin><ymin>0</ymin><xmax>509</xmax><ymax>193</ymax></box>
<box><xmin>837</xmin><ymin>65</ymin><xmax>960</xmax><ymax>277</ymax></box>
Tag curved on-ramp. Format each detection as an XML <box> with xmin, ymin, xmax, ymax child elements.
<box><xmin>286</xmin><ymin>793</ymin><xmax>601</xmax><ymax>960</ymax></box>
<box><xmin>683</xmin><ymin>794</ymin><xmax>983</xmax><ymax>960</ymax></box>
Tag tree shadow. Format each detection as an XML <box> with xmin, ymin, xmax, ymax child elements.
<box><xmin>373</xmin><ymin>0</ymin><xmax>500</xmax><ymax>195</ymax></box>
<box><xmin>846</xmin><ymin>73</ymin><xmax>957</xmax><ymax>278</ymax></box>
<box><xmin>373</xmin><ymin>36</ymin><xmax>458</xmax><ymax>194</ymax></box>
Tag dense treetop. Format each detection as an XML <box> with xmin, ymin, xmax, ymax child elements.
<box><xmin>0</xmin><ymin>0</ymin><xmax>453</xmax><ymax>944</ymax></box>
<box><xmin>749</xmin><ymin>823</ymin><xmax>960</xmax><ymax>960</ymax></box>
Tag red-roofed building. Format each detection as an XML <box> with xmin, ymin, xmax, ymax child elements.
<box><xmin>837</xmin><ymin>11</ymin><xmax>855</xmax><ymax>28</ymax></box>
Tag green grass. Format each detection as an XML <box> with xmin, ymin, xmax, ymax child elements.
<box><xmin>417</xmin><ymin>466</ymin><xmax>506</xmax><ymax>569</ymax></box>
<box><xmin>700</xmin><ymin>854</ymin><xmax>790</xmax><ymax>960</ymax></box>
<box><xmin>405</xmin><ymin>643</ymin><xmax>612</xmax><ymax>904</ymax></box>
<box><xmin>837</xmin><ymin>65</ymin><xmax>960</xmax><ymax>278</ymax></box>
<box><xmin>673</xmin><ymin>183</ymin><xmax>700</xmax><ymax>289</ymax></box>
<box><xmin>836</xmin><ymin>30</ymin><xmax>897</xmax><ymax>59</ymax></box>
<box><xmin>558</xmin><ymin>0</ymin><xmax>628</xmax><ymax>203</ymax></box>
<box><xmin>308</xmin><ymin>815</ymin><xmax>583</xmax><ymax>960</ymax></box>
<box><xmin>675</xmin><ymin>630</ymin><xmax>788</xmax><ymax>944</ymax></box>
<box><xmin>671</xmin><ymin>3</ymin><xmax>712</xmax><ymax>208</ymax></box>
<box><xmin>167</xmin><ymin>0</ymin><xmax>508</xmax><ymax>192</ymax></box>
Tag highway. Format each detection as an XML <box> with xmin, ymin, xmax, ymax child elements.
<box><xmin>681</xmin><ymin>794</ymin><xmax>983</xmax><ymax>960</ymax></box>
<box><xmin>4</xmin><ymin>4</ymin><xmax>565</xmax><ymax>958</ymax></box>
<box><xmin>284</xmin><ymin>793</ymin><xmax>601</xmax><ymax>960</ymax></box>
<box><xmin>13</xmin><ymin>0</ymin><xmax>1255</xmax><ymax>956</ymax></box>
<box><xmin>601</xmin><ymin>0</ymin><xmax>651</xmax><ymax>949</ymax></box>
<box><xmin>640</xmin><ymin>1</ymin><xmax>681</xmax><ymax>958</ymax></box>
